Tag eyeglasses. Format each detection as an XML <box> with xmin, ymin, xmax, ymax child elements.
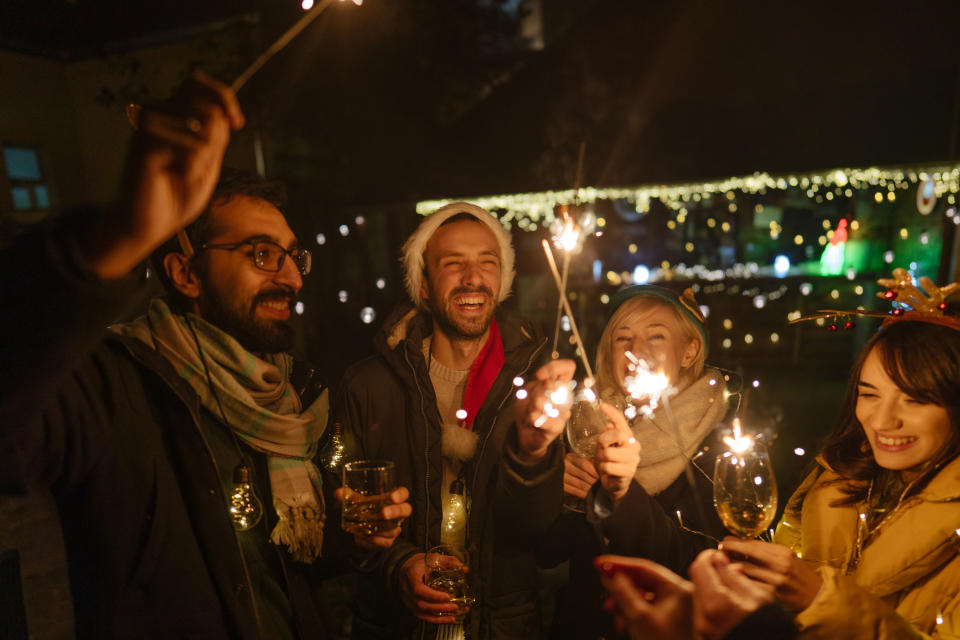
<box><xmin>197</xmin><ymin>239</ymin><xmax>312</xmax><ymax>276</ymax></box>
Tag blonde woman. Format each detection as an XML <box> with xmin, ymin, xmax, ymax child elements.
<box><xmin>546</xmin><ymin>284</ymin><xmax>730</xmax><ymax>640</ymax></box>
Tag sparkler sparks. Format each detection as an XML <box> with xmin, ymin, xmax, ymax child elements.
<box><xmin>532</xmin><ymin>379</ymin><xmax>577</xmax><ymax>428</ymax></box>
<box><xmin>723</xmin><ymin>418</ymin><xmax>754</xmax><ymax>454</ymax></box>
<box><xmin>622</xmin><ymin>352</ymin><xmax>674</xmax><ymax>418</ymax></box>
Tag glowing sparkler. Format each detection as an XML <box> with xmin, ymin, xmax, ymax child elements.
<box><xmin>232</xmin><ymin>0</ymin><xmax>363</xmax><ymax>93</ymax></box>
<box><xmin>723</xmin><ymin>418</ymin><xmax>754</xmax><ymax>454</ymax></box>
<box><xmin>541</xmin><ymin>239</ymin><xmax>595</xmax><ymax>382</ymax></box>
<box><xmin>622</xmin><ymin>352</ymin><xmax>674</xmax><ymax>418</ymax></box>
<box><xmin>532</xmin><ymin>379</ymin><xmax>577</xmax><ymax>428</ymax></box>
<box><xmin>548</xmin><ymin>208</ymin><xmax>586</xmax><ymax>358</ymax></box>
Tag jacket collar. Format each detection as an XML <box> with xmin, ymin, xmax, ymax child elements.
<box><xmin>803</xmin><ymin>455</ymin><xmax>960</xmax><ymax>597</ymax></box>
<box><xmin>375</xmin><ymin>302</ymin><xmax>542</xmax><ymax>376</ymax></box>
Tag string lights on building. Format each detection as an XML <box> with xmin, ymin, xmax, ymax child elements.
<box><xmin>415</xmin><ymin>163</ymin><xmax>960</xmax><ymax>229</ymax></box>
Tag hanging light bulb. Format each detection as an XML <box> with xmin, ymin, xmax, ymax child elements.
<box><xmin>229</xmin><ymin>464</ymin><xmax>263</xmax><ymax>531</ymax></box>
<box><xmin>441</xmin><ymin>480</ymin><xmax>467</xmax><ymax>546</ymax></box>
<box><xmin>319</xmin><ymin>422</ymin><xmax>346</xmax><ymax>473</ymax></box>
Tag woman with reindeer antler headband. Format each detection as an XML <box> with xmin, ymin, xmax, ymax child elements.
<box><xmin>713</xmin><ymin>269</ymin><xmax>960</xmax><ymax>639</ymax></box>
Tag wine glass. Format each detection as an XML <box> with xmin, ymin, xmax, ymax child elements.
<box><xmin>563</xmin><ymin>385</ymin><xmax>610</xmax><ymax>512</ymax></box>
<box><xmin>713</xmin><ymin>431</ymin><xmax>777</xmax><ymax>539</ymax></box>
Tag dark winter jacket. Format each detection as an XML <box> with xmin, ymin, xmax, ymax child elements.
<box><xmin>0</xmin><ymin>227</ymin><xmax>338</xmax><ymax>639</ymax></box>
<box><xmin>330</xmin><ymin>304</ymin><xmax>563</xmax><ymax>639</ymax></box>
<box><xmin>544</xmin><ymin>430</ymin><xmax>727</xmax><ymax>640</ymax></box>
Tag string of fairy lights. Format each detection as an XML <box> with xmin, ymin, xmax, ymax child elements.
<box><xmin>414</xmin><ymin>163</ymin><xmax>960</xmax><ymax>229</ymax></box>
<box><xmin>306</xmin><ymin>162</ymin><xmax>956</xmax><ymax>328</ymax></box>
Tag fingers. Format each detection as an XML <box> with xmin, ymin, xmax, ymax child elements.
<box><xmin>410</xmin><ymin>579</ymin><xmax>461</xmax><ymax>607</ymax></box>
<box><xmin>602</xmin><ymin>572</ymin><xmax>656</xmax><ymax>626</ymax></box>
<box><xmin>719</xmin><ymin>564</ymin><xmax>776</xmax><ymax>602</ymax></box>
<box><xmin>594</xmin><ymin>555</ymin><xmax>689</xmax><ymax>594</ymax></box>
<box><xmin>731</xmin><ymin>562</ymin><xmax>787</xmax><ymax>588</ymax></box>
<box><xmin>563</xmin><ymin>479</ymin><xmax>589</xmax><ymax>499</ymax></box>
<box><xmin>381</xmin><ymin>502</ymin><xmax>411</xmax><ymax>521</ymax></box>
<box><xmin>719</xmin><ymin>538</ymin><xmax>785</xmax><ymax>568</ymax></box>
<box><xmin>565</xmin><ymin>454</ymin><xmax>599</xmax><ymax>482</ymax></box>
<box><xmin>689</xmin><ymin>549</ymin><xmax>729</xmax><ymax>601</ymax></box>
<box><xmin>184</xmin><ymin>70</ymin><xmax>245</xmax><ymax>130</ymax></box>
<box><xmin>598</xmin><ymin>401</ymin><xmax>630</xmax><ymax>433</ymax></box>
<box><xmin>352</xmin><ymin>527</ymin><xmax>403</xmax><ymax>550</ymax></box>
<box><xmin>535</xmin><ymin>359</ymin><xmax>576</xmax><ymax>383</ymax></box>
<box><xmin>382</xmin><ymin>486</ymin><xmax>412</xmax><ymax>521</ymax></box>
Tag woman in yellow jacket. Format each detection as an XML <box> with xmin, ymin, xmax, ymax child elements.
<box><xmin>723</xmin><ymin>316</ymin><xmax>960</xmax><ymax>639</ymax></box>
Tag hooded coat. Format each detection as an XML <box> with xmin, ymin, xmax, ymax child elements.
<box><xmin>775</xmin><ymin>455</ymin><xmax>960</xmax><ymax>639</ymax></box>
<box><xmin>330</xmin><ymin>303</ymin><xmax>562</xmax><ymax>639</ymax></box>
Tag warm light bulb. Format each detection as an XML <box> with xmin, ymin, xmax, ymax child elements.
<box><xmin>229</xmin><ymin>465</ymin><xmax>263</xmax><ymax>531</ymax></box>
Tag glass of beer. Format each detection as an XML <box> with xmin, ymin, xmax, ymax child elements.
<box><xmin>341</xmin><ymin>460</ymin><xmax>399</xmax><ymax>536</ymax></box>
<box><xmin>424</xmin><ymin>545</ymin><xmax>475</xmax><ymax>622</ymax></box>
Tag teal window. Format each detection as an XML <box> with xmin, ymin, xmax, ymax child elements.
<box><xmin>2</xmin><ymin>146</ymin><xmax>50</xmax><ymax>212</ymax></box>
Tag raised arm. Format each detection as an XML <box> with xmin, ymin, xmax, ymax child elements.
<box><xmin>0</xmin><ymin>71</ymin><xmax>243</xmax><ymax>489</ymax></box>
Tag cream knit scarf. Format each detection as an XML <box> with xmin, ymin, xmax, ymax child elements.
<box><xmin>112</xmin><ymin>298</ymin><xmax>328</xmax><ymax>563</ymax></box>
<box><xmin>605</xmin><ymin>368</ymin><xmax>727</xmax><ymax>495</ymax></box>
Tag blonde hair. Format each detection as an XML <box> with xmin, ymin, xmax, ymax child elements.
<box><xmin>401</xmin><ymin>202</ymin><xmax>515</xmax><ymax>310</ymax></box>
<box><xmin>595</xmin><ymin>295</ymin><xmax>706</xmax><ymax>399</ymax></box>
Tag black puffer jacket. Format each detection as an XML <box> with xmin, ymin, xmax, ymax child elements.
<box><xmin>0</xmin><ymin>228</ymin><xmax>337</xmax><ymax>639</ymax></box>
<box><xmin>331</xmin><ymin>304</ymin><xmax>563</xmax><ymax>639</ymax></box>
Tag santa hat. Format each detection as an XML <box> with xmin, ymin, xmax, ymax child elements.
<box><xmin>401</xmin><ymin>202</ymin><xmax>515</xmax><ymax>310</ymax></box>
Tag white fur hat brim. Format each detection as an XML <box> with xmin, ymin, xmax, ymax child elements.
<box><xmin>401</xmin><ymin>201</ymin><xmax>516</xmax><ymax>309</ymax></box>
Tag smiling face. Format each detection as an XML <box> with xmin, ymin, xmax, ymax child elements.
<box><xmin>856</xmin><ymin>347</ymin><xmax>952</xmax><ymax>478</ymax></box>
<box><xmin>420</xmin><ymin>218</ymin><xmax>501</xmax><ymax>340</ymax></box>
<box><xmin>609</xmin><ymin>301</ymin><xmax>700</xmax><ymax>389</ymax></box>
<box><xmin>193</xmin><ymin>195</ymin><xmax>303</xmax><ymax>354</ymax></box>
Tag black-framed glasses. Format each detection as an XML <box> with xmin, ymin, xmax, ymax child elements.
<box><xmin>198</xmin><ymin>239</ymin><xmax>312</xmax><ymax>276</ymax></box>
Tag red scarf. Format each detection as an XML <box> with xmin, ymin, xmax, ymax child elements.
<box><xmin>460</xmin><ymin>319</ymin><xmax>505</xmax><ymax>429</ymax></box>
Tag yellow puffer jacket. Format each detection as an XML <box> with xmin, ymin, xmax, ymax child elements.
<box><xmin>775</xmin><ymin>456</ymin><xmax>960</xmax><ymax>639</ymax></box>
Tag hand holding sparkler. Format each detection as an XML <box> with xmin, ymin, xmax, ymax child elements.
<box><xmin>594</xmin><ymin>403</ymin><xmax>640</xmax><ymax>508</ymax></box>
<box><xmin>88</xmin><ymin>71</ymin><xmax>244</xmax><ymax>280</ymax></box>
<box><xmin>514</xmin><ymin>359</ymin><xmax>576</xmax><ymax>463</ymax></box>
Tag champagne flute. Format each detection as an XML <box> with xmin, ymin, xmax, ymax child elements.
<box><xmin>341</xmin><ymin>460</ymin><xmax>400</xmax><ymax>535</ymax></box>
<box><xmin>563</xmin><ymin>384</ymin><xmax>610</xmax><ymax>512</ymax></box>
<box><xmin>713</xmin><ymin>423</ymin><xmax>777</xmax><ymax>538</ymax></box>
<box><xmin>424</xmin><ymin>544</ymin><xmax>475</xmax><ymax>622</ymax></box>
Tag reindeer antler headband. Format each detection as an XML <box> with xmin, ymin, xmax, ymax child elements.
<box><xmin>788</xmin><ymin>268</ymin><xmax>960</xmax><ymax>332</ymax></box>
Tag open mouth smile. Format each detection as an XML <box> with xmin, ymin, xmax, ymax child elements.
<box><xmin>454</xmin><ymin>294</ymin><xmax>488</xmax><ymax>311</ymax></box>
<box><xmin>258</xmin><ymin>299</ymin><xmax>291</xmax><ymax>319</ymax></box>
<box><xmin>874</xmin><ymin>433</ymin><xmax>918</xmax><ymax>451</ymax></box>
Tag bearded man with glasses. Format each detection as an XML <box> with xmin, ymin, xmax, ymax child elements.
<box><xmin>0</xmin><ymin>73</ymin><xmax>410</xmax><ymax>639</ymax></box>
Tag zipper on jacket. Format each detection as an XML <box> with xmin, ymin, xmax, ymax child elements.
<box><xmin>403</xmin><ymin>346</ymin><xmax>434</xmax><ymax>550</ymax></box>
<box><xmin>469</xmin><ymin>335</ymin><xmax>548</xmax><ymax>540</ymax></box>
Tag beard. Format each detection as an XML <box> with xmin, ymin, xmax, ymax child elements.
<box><xmin>428</xmin><ymin>285</ymin><xmax>497</xmax><ymax>340</ymax></box>
<box><xmin>198</xmin><ymin>280</ymin><xmax>296</xmax><ymax>355</ymax></box>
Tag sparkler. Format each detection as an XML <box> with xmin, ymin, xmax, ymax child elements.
<box><xmin>541</xmin><ymin>238</ymin><xmax>595</xmax><ymax>382</ymax></box>
<box><xmin>722</xmin><ymin>418</ymin><xmax>754</xmax><ymax>455</ymax></box>
<box><xmin>621</xmin><ymin>352</ymin><xmax>674</xmax><ymax>419</ymax></box>
<box><xmin>232</xmin><ymin>0</ymin><xmax>363</xmax><ymax>93</ymax></box>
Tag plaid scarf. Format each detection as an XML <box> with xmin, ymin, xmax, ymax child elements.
<box><xmin>113</xmin><ymin>298</ymin><xmax>328</xmax><ymax>563</ymax></box>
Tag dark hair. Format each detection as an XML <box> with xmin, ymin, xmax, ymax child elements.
<box><xmin>820</xmin><ymin>320</ymin><xmax>960</xmax><ymax>505</ymax></box>
<box><xmin>150</xmin><ymin>167</ymin><xmax>287</xmax><ymax>310</ymax></box>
